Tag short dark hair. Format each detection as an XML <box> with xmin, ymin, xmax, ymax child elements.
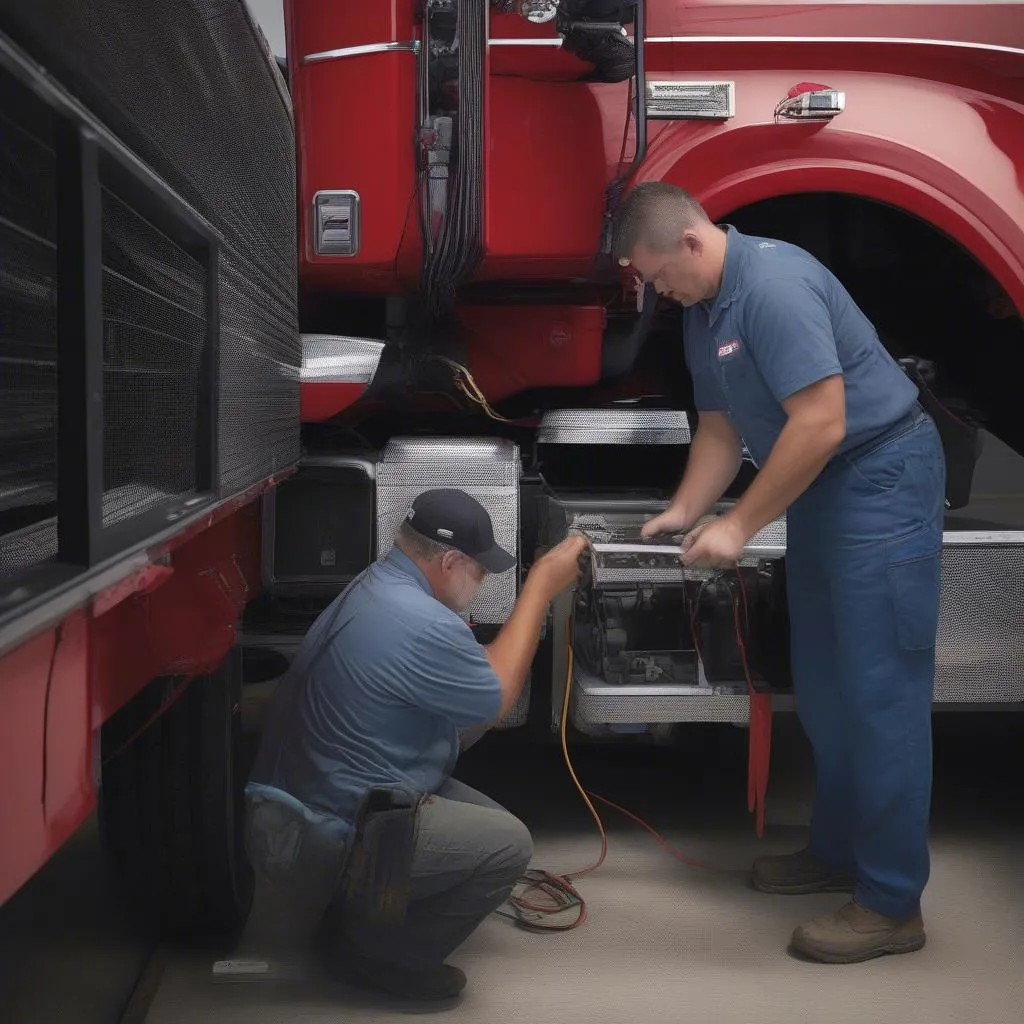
<box><xmin>611</xmin><ymin>182</ymin><xmax>710</xmax><ymax>263</ymax></box>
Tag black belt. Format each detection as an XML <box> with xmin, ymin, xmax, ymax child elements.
<box><xmin>336</xmin><ymin>786</ymin><xmax>426</xmax><ymax>923</ymax></box>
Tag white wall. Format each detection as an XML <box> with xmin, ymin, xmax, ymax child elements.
<box><xmin>244</xmin><ymin>0</ymin><xmax>286</xmax><ymax>57</ymax></box>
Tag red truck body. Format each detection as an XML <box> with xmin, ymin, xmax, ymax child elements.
<box><xmin>3</xmin><ymin>0</ymin><xmax>1023</xmax><ymax>936</ymax></box>
<box><xmin>288</xmin><ymin>1</ymin><xmax>1024</xmax><ymax>426</ymax></box>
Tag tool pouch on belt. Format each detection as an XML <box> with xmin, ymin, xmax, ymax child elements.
<box><xmin>899</xmin><ymin>356</ymin><xmax>983</xmax><ymax>510</ymax></box>
<box><xmin>339</xmin><ymin>787</ymin><xmax>427</xmax><ymax>925</ymax></box>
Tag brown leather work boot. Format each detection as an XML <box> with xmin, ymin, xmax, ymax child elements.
<box><xmin>790</xmin><ymin>901</ymin><xmax>926</xmax><ymax>964</ymax></box>
<box><xmin>751</xmin><ymin>848</ymin><xmax>857</xmax><ymax>895</ymax></box>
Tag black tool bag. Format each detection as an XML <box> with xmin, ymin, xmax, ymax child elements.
<box><xmin>899</xmin><ymin>357</ymin><xmax>983</xmax><ymax>510</ymax></box>
<box><xmin>339</xmin><ymin>787</ymin><xmax>427</xmax><ymax>924</ymax></box>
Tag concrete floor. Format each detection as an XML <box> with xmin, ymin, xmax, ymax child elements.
<box><xmin>3</xmin><ymin>426</ymin><xmax>1024</xmax><ymax>1022</ymax></box>
<box><xmin>25</xmin><ymin>712</ymin><xmax>1012</xmax><ymax>1024</ymax></box>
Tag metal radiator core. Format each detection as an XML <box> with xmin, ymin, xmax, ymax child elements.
<box><xmin>375</xmin><ymin>437</ymin><xmax>520</xmax><ymax>625</ymax></box>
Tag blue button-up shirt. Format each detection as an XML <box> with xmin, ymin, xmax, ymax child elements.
<box><xmin>250</xmin><ymin>548</ymin><xmax>503</xmax><ymax>825</ymax></box>
<box><xmin>683</xmin><ymin>227</ymin><xmax>917</xmax><ymax>467</ymax></box>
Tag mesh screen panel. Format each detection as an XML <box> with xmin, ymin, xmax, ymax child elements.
<box><xmin>376</xmin><ymin>438</ymin><xmax>521</xmax><ymax>625</ymax></box>
<box><xmin>0</xmin><ymin>72</ymin><xmax>58</xmax><ymax>579</ymax></box>
<box><xmin>101</xmin><ymin>188</ymin><xmax>205</xmax><ymax>525</ymax></box>
<box><xmin>0</xmin><ymin>0</ymin><xmax>300</xmax><ymax>503</ymax></box>
<box><xmin>936</xmin><ymin>544</ymin><xmax>1024</xmax><ymax>702</ymax></box>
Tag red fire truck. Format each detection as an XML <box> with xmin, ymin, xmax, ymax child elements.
<box><xmin>2</xmin><ymin>0</ymin><xmax>1023</xmax><ymax>940</ymax></box>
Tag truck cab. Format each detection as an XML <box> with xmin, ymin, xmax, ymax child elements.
<box><xmin>251</xmin><ymin>0</ymin><xmax>1024</xmax><ymax>754</ymax></box>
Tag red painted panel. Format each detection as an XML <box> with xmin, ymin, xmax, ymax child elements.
<box><xmin>481</xmin><ymin>77</ymin><xmax>611</xmax><ymax>279</ymax></box>
<box><xmin>286</xmin><ymin>0</ymin><xmax>414</xmax><ymax>60</ymax></box>
<box><xmin>42</xmin><ymin>613</ymin><xmax>92</xmax><ymax>852</ymax></box>
<box><xmin>633</xmin><ymin>66</ymin><xmax>1024</xmax><ymax>315</ymax></box>
<box><xmin>458</xmin><ymin>304</ymin><xmax>606</xmax><ymax>402</ymax></box>
<box><xmin>89</xmin><ymin>503</ymin><xmax>264</xmax><ymax>727</ymax></box>
<box><xmin>289</xmin><ymin>0</ymin><xmax>419</xmax><ymax>293</ymax></box>
<box><xmin>300</xmin><ymin>381</ymin><xmax>368</xmax><ymax>422</ymax></box>
<box><xmin>0</xmin><ymin>485</ymin><xmax>276</xmax><ymax>908</ymax></box>
<box><xmin>0</xmin><ymin>612</ymin><xmax>94</xmax><ymax>907</ymax></box>
<box><xmin>641</xmin><ymin>2</ymin><xmax>1024</xmax><ymax>53</ymax></box>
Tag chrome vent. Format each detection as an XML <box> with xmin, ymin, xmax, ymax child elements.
<box><xmin>312</xmin><ymin>190</ymin><xmax>360</xmax><ymax>256</ymax></box>
<box><xmin>645</xmin><ymin>81</ymin><xmax>735</xmax><ymax>120</ymax></box>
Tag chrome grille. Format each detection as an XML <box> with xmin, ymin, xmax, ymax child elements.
<box><xmin>645</xmin><ymin>81</ymin><xmax>735</xmax><ymax>120</ymax></box>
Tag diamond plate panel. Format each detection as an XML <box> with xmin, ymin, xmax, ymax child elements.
<box><xmin>375</xmin><ymin>437</ymin><xmax>520</xmax><ymax>624</ymax></box>
<box><xmin>935</xmin><ymin>542</ymin><xmax>1024</xmax><ymax>702</ymax></box>
<box><xmin>538</xmin><ymin>408</ymin><xmax>692</xmax><ymax>446</ymax></box>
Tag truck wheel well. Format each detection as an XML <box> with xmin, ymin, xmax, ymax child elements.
<box><xmin>724</xmin><ymin>192</ymin><xmax>1024</xmax><ymax>454</ymax></box>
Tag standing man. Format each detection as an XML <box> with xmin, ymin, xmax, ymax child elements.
<box><xmin>249</xmin><ymin>488</ymin><xmax>589</xmax><ymax>1001</ymax></box>
<box><xmin>613</xmin><ymin>182</ymin><xmax>946</xmax><ymax>964</ymax></box>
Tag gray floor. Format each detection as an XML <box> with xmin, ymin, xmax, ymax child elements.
<box><xmin>141</xmin><ymin>714</ymin><xmax>1023</xmax><ymax>1024</ymax></box>
<box><xmin>1</xmin><ymin>714</ymin><xmax>1022</xmax><ymax>1023</ymax></box>
<box><xmin>0</xmin><ymin>814</ymin><xmax>153</xmax><ymax>1023</ymax></box>
<box><xmin>3</xmin><ymin>429</ymin><xmax>1024</xmax><ymax>1023</ymax></box>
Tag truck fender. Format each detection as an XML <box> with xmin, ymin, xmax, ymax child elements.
<box><xmin>637</xmin><ymin>72</ymin><xmax>1024</xmax><ymax>316</ymax></box>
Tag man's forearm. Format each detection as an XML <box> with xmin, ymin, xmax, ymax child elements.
<box><xmin>484</xmin><ymin>573</ymin><xmax>552</xmax><ymax>718</ymax></box>
<box><xmin>727</xmin><ymin>416</ymin><xmax>843</xmax><ymax>539</ymax></box>
<box><xmin>671</xmin><ymin>416</ymin><xmax>743</xmax><ymax>524</ymax></box>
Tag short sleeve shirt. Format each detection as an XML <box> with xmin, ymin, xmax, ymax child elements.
<box><xmin>250</xmin><ymin>548</ymin><xmax>502</xmax><ymax>823</ymax></box>
<box><xmin>683</xmin><ymin>227</ymin><xmax>918</xmax><ymax>467</ymax></box>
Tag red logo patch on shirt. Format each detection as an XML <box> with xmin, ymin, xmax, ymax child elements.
<box><xmin>718</xmin><ymin>340</ymin><xmax>741</xmax><ymax>359</ymax></box>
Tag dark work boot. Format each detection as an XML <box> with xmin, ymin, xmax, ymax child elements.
<box><xmin>752</xmin><ymin>848</ymin><xmax>857</xmax><ymax>895</ymax></box>
<box><xmin>791</xmin><ymin>900</ymin><xmax>926</xmax><ymax>963</ymax></box>
<box><xmin>335</xmin><ymin>952</ymin><xmax>467</xmax><ymax>1002</ymax></box>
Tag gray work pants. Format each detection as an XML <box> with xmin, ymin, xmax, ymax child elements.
<box><xmin>328</xmin><ymin>778</ymin><xmax>533</xmax><ymax>971</ymax></box>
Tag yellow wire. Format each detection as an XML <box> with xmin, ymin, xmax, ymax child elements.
<box><xmin>429</xmin><ymin>354</ymin><xmax>509</xmax><ymax>421</ymax></box>
<box><xmin>559</xmin><ymin>612</ymin><xmax>606</xmax><ymax>876</ymax></box>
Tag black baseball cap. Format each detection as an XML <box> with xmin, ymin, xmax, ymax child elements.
<box><xmin>404</xmin><ymin>488</ymin><xmax>516</xmax><ymax>574</ymax></box>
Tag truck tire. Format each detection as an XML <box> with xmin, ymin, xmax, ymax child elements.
<box><xmin>99</xmin><ymin>647</ymin><xmax>254</xmax><ymax>940</ymax></box>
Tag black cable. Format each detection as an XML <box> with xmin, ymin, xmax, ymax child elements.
<box><xmin>421</xmin><ymin>0</ymin><xmax>485</xmax><ymax>316</ymax></box>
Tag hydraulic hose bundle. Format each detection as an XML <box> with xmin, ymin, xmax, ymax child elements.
<box><xmin>421</xmin><ymin>0</ymin><xmax>486</xmax><ymax>317</ymax></box>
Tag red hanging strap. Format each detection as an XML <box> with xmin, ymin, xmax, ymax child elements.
<box><xmin>733</xmin><ymin>573</ymin><xmax>773</xmax><ymax>838</ymax></box>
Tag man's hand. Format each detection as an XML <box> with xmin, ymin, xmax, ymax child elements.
<box><xmin>680</xmin><ymin>515</ymin><xmax>748</xmax><ymax>569</ymax></box>
<box><xmin>641</xmin><ymin>506</ymin><xmax>691</xmax><ymax>539</ymax></box>
<box><xmin>486</xmin><ymin>534</ymin><xmax>591</xmax><ymax>719</ymax></box>
<box><xmin>641</xmin><ymin>412</ymin><xmax>742</xmax><ymax>541</ymax></box>
<box><xmin>527</xmin><ymin>533</ymin><xmax>592</xmax><ymax>599</ymax></box>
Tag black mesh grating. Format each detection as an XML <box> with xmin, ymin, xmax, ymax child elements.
<box><xmin>0</xmin><ymin>0</ymin><xmax>300</xmax><ymax>501</ymax></box>
<box><xmin>0</xmin><ymin>73</ymin><xmax>58</xmax><ymax>579</ymax></box>
<box><xmin>101</xmin><ymin>188</ymin><xmax>206</xmax><ymax>526</ymax></box>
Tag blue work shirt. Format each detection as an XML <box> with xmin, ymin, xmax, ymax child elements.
<box><xmin>683</xmin><ymin>226</ymin><xmax>918</xmax><ymax>467</ymax></box>
<box><xmin>250</xmin><ymin>548</ymin><xmax>503</xmax><ymax>828</ymax></box>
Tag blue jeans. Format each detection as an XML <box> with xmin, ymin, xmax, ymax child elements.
<box><xmin>787</xmin><ymin>410</ymin><xmax>946</xmax><ymax>919</ymax></box>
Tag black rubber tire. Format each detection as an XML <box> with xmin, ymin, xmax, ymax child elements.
<box><xmin>99</xmin><ymin>646</ymin><xmax>254</xmax><ymax>940</ymax></box>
